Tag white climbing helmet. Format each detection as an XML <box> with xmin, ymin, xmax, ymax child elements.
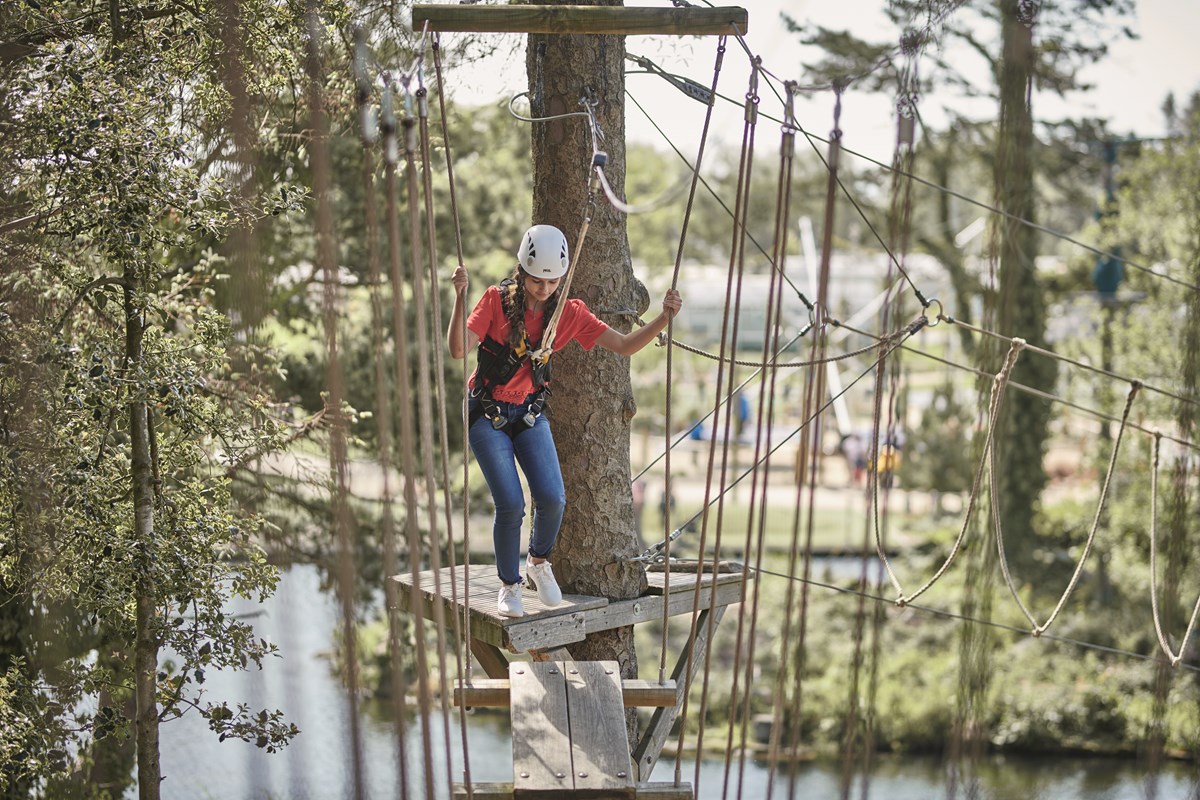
<box><xmin>516</xmin><ymin>224</ymin><xmax>570</xmax><ymax>279</ymax></box>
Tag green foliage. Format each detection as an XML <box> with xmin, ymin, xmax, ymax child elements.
<box><xmin>900</xmin><ymin>381</ymin><xmax>974</xmax><ymax>502</ymax></box>
<box><xmin>0</xmin><ymin>0</ymin><xmax>331</xmax><ymax>793</ymax></box>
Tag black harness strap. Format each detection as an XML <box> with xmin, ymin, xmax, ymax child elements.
<box><xmin>470</xmin><ymin>281</ymin><xmax>553</xmax><ymax>437</ymax></box>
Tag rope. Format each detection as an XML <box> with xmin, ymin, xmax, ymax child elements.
<box><xmin>430</xmin><ymin>33</ymin><xmax>475</xmax><ymax>792</ymax></box>
<box><xmin>995</xmin><ymin>381</ymin><xmax>1141</xmax><ymax>638</ymax></box>
<box><xmin>415</xmin><ymin>73</ymin><xmax>466</xmax><ymax>796</ymax></box>
<box><xmin>675</xmin><ymin>55</ymin><xmax>761</xmax><ymax>793</ymax></box>
<box><xmin>396</xmin><ymin>108</ymin><xmax>438</xmax><ymax>800</ymax></box>
<box><xmin>660</xmin><ymin>34</ymin><xmax>726</xmax><ymax>699</ymax></box>
<box><xmin>939</xmin><ymin>314</ymin><xmax>1200</xmax><ymax>415</ymax></box>
<box><xmin>736</xmin><ymin>564</ymin><xmax>1200</xmax><ymax>674</ymax></box>
<box><xmin>782</xmin><ymin>88</ymin><xmax>846</xmax><ymax>800</ymax></box>
<box><xmin>379</xmin><ymin>86</ymin><xmax>435</xmax><ymax>798</ymax></box>
<box><xmin>526</xmin><ymin>90</ymin><xmax>604</xmax><ymax>360</ymax></box>
<box><xmin>733</xmin><ymin>82</ymin><xmax>797</xmax><ymax>795</ymax></box>
<box><xmin>880</xmin><ymin>337</ymin><xmax>1021</xmax><ymax>607</ymax></box>
<box><xmin>898</xmin><ymin>341</ymin><xmax>1200</xmax><ymax>454</ymax></box>
<box><xmin>305</xmin><ymin>9</ymin><xmax>365</xmax><ymax>794</ymax></box>
<box><xmin>354</xmin><ymin>45</ymin><xmax>411</xmax><ymax>790</ymax></box>
<box><xmin>1146</xmin><ymin>433</ymin><xmax>1200</xmax><ymax>668</ymax></box>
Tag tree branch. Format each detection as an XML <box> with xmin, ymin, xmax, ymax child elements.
<box><xmin>53</xmin><ymin>276</ymin><xmax>130</xmax><ymax>335</ymax></box>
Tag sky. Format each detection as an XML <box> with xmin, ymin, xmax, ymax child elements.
<box><xmin>436</xmin><ymin>0</ymin><xmax>1200</xmax><ymax>164</ymax></box>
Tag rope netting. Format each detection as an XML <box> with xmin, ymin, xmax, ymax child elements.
<box><xmin>299</xmin><ymin>4</ymin><xmax>1200</xmax><ymax>798</ymax></box>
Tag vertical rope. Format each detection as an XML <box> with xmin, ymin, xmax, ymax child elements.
<box><xmin>713</xmin><ymin>57</ymin><xmax>760</xmax><ymax>800</ymax></box>
<box><xmin>400</xmin><ymin>106</ymin><xmax>438</xmax><ymax>798</ymax></box>
<box><xmin>782</xmin><ymin>88</ymin><xmax>842</xmax><ymax>800</ymax></box>
<box><xmin>429</xmin><ymin>35</ymin><xmax>475</xmax><ymax>794</ymax></box>
<box><xmin>413</xmin><ymin>71</ymin><xmax>458</xmax><ymax>797</ymax></box>
<box><xmin>671</xmin><ymin>55</ymin><xmax>758</xmax><ymax>792</ymax></box>
<box><xmin>733</xmin><ymin>80</ymin><xmax>796</xmax><ymax>798</ymax></box>
<box><xmin>382</xmin><ymin>86</ymin><xmax>435</xmax><ymax>797</ymax></box>
<box><xmin>430</xmin><ymin>41</ymin><xmax>476</xmax><ymax>718</ymax></box>
<box><xmin>353</xmin><ymin>33</ymin><xmax>411</xmax><ymax>791</ymax></box>
<box><xmin>304</xmin><ymin>7</ymin><xmax>365</xmax><ymax>796</ymax></box>
<box><xmin>659</xmin><ymin>33</ymin><xmax>726</xmax><ymax>697</ymax></box>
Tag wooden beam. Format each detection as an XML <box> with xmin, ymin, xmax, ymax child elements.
<box><xmin>454</xmin><ymin>677</ymin><xmax>678</xmax><ymax>708</ymax></box>
<box><xmin>452</xmin><ymin>782</ymin><xmax>693</xmax><ymax>799</ymax></box>
<box><xmin>565</xmin><ymin>661</ymin><xmax>635</xmax><ymax>797</ymax></box>
<box><xmin>633</xmin><ymin>605</ymin><xmax>727</xmax><ymax>781</ymax></box>
<box><xmin>469</xmin><ymin>639</ymin><xmax>511</xmax><ymax>679</ymax></box>
<box><xmin>411</xmin><ymin>4</ymin><xmax>748</xmax><ymax>36</ymax></box>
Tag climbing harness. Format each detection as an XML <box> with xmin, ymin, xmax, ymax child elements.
<box><xmin>468</xmin><ymin>280</ymin><xmax>553</xmax><ymax>435</ymax></box>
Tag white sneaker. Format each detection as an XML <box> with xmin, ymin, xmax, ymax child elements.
<box><xmin>525</xmin><ymin>558</ymin><xmax>563</xmax><ymax>606</ymax></box>
<box><xmin>497</xmin><ymin>583</ymin><xmax>525</xmax><ymax>618</ymax></box>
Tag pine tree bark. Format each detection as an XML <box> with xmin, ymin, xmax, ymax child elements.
<box><xmin>526</xmin><ymin>0</ymin><xmax>648</xmax><ymax>675</ymax></box>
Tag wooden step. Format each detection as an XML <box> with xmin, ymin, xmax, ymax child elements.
<box><xmin>511</xmin><ymin>660</ymin><xmax>634</xmax><ymax>797</ymax></box>
<box><xmin>452</xmin><ymin>781</ymin><xmax>693</xmax><ymax>799</ymax></box>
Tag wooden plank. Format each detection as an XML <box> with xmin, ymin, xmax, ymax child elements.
<box><xmin>635</xmin><ymin>784</ymin><xmax>694</xmax><ymax>800</ymax></box>
<box><xmin>452</xmin><ymin>783</ymin><xmax>692</xmax><ymax>799</ymax></box>
<box><xmin>644</xmin><ymin>569</ymin><xmax>747</xmax><ymax>594</ymax></box>
<box><xmin>455</xmin><ymin>678</ymin><xmax>677</xmax><ymax>708</ymax></box>
<box><xmin>453</xmin><ymin>782</ymin><xmax>512</xmax><ymax>800</ymax></box>
<box><xmin>564</xmin><ymin>661</ymin><xmax>634</xmax><ymax>798</ymax></box>
<box><xmin>503</xmin><ymin>576</ymin><xmax>743</xmax><ymax>653</ymax></box>
<box><xmin>529</xmin><ymin>646</ymin><xmax>573</xmax><ymax>663</ymax></box>
<box><xmin>392</xmin><ymin>567</ymin><xmax>609</xmax><ymax>653</ymax></box>
<box><xmin>633</xmin><ymin>606</ymin><xmax>727</xmax><ymax>781</ymax></box>
<box><xmin>470</xmin><ymin>639</ymin><xmax>511</xmax><ymax>679</ymax></box>
<box><xmin>412</xmin><ymin>5</ymin><xmax>749</xmax><ymax>36</ymax></box>
<box><xmin>511</xmin><ymin>661</ymin><xmax>573</xmax><ymax>796</ymax></box>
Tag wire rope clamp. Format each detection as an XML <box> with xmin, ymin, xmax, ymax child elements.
<box><xmin>592</xmin><ymin>151</ymin><xmax>609</xmax><ymax>168</ymax></box>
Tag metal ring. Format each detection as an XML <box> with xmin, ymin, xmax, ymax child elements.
<box><xmin>923</xmin><ymin>297</ymin><xmax>943</xmax><ymax>327</ymax></box>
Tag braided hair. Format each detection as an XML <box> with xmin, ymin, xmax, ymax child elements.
<box><xmin>502</xmin><ymin>265</ymin><xmax>560</xmax><ymax>350</ymax></box>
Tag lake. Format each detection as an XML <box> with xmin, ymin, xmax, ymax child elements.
<box><xmin>156</xmin><ymin>564</ymin><xmax>1197</xmax><ymax>799</ymax></box>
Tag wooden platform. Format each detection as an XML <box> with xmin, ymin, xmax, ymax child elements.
<box><xmin>391</xmin><ymin>564</ymin><xmax>746</xmax><ymax>655</ymax></box>
<box><xmin>393</xmin><ymin>563</ymin><xmax>745</xmax><ymax>784</ymax></box>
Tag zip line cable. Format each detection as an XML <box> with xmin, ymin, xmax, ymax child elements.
<box><xmin>627</xmin><ymin>53</ymin><xmax>1200</xmax><ymax>296</ymax></box>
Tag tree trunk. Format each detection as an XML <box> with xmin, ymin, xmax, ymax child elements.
<box><xmin>992</xmin><ymin>0</ymin><xmax>1055</xmax><ymax>568</ymax></box>
<box><xmin>125</xmin><ymin>278</ymin><xmax>161</xmax><ymax>800</ymax></box>
<box><xmin>526</xmin><ymin>0</ymin><xmax>646</xmax><ymax>675</ymax></box>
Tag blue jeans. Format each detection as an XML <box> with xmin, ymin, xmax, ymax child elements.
<box><xmin>467</xmin><ymin>396</ymin><xmax>566</xmax><ymax>586</ymax></box>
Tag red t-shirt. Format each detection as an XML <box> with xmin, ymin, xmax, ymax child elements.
<box><xmin>467</xmin><ymin>285</ymin><xmax>609</xmax><ymax>403</ymax></box>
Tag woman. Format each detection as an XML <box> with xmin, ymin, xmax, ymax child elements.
<box><xmin>447</xmin><ymin>224</ymin><xmax>682</xmax><ymax>618</ymax></box>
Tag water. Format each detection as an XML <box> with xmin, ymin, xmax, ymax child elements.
<box><xmin>157</xmin><ymin>564</ymin><xmax>1197</xmax><ymax>799</ymax></box>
